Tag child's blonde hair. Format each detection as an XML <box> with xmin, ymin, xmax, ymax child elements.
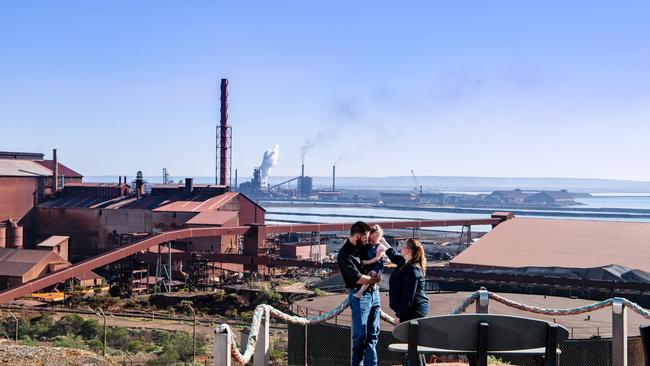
<box><xmin>370</xmin><ymin>224</ymin><xmax>383</xmax><ymax>239</ymax></box>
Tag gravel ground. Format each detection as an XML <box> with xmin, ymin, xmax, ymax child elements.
<box><xmin>0</xmin><ymin>342</ymin><xmax>117</xmax><ymax>366</ymax></box>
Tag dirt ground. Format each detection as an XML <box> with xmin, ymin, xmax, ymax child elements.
<box><xmin>0</xmin><ymin>341</ymin><xmax>117</xmax><ymax>366</ymax></box>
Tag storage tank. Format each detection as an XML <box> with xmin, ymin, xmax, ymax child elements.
<box><xmin>0</xmin><ymin>224</ymin><xmax>6</xmax><ymax>248</ymax></box>
<box><xmin>7</xmin><ymin>221</ymin><xmax>23</xmax><ymax>249</ymax></box>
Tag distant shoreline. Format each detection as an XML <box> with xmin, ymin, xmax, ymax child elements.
<box><xmin>84</xmin><ymin>175</ymin><xmax>650</xmax><ymax>195</ymax></box>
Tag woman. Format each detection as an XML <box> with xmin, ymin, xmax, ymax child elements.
<box><xmin>383</xmin><ymin>238</ymin><xmax>429</xmax><ymax>323</ymax></box>
<box><xmin>383</xmin><ymin>238</ymin><xmax>430</xmax><ymax>366</ymax></box>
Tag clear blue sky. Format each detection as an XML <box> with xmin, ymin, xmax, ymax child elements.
<box><xmin>2</xmin><ymin>1</ymin><xmax>649</xmax><ymax>180</ymax></box>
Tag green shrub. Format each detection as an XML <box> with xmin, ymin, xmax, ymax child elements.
<box><xmin>312</xmin><ymin>288</ymin><xmax>326</xmax><ymax>297</ymax></box>
<box><xmin>269</xmin><ymin>338</ymin><xmax>286</xmax><ymax>365</ymax></box>
<box><xmin>53</xmin><ymin>334</ymin><xmax>87</xmax><ymax>349</ymax></box>
<box><xmin>19</xmin><ymin>336</ymin><xmax>37</xmax><ymax>346</ymax></box>
<box><xmin>254</xmin><ymin>285</ymin><xmax>282</xmax><ymax>306</ymax></box>
<box><xmin>79</xmin><ymin>319</ymin><xmax>102</xmax><ymax>340</ymax></box>
<box><xmin>107</xmin><ymin>327</ymin><xmax>130</xmax><ymax>350</ymax></box>
<box><xmin>126</xmin><ymin>340</ymin><xmax>145</xmax><ymax>353</ymax></box>
<box><xmin>52</xmin><ymin>314</ymin><xmax>85</xmax><ymax>337</ymax></box>
<box><xmin>86</xmin><ymin>338</ymin><xmax>103</xmax><ymax>353</ymax></box>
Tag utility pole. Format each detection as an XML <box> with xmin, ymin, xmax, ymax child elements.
<box><xmin>98</xmin><ymin>308</ymin><xmax>107</xmax><ymax>357</ymax></box>
<box><xmin>186</xmin><ymin>303</ymin><xmax>197</xmax><ymax>363</ymax></box>
<box><xmin>9</xmin><ymin>311</ymin><xmax>18</xmax><ymax>342</ymax></box>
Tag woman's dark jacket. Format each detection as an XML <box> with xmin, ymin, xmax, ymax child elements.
<box><xmin>386</xmin><ymin>247</ymin><xmax>429</xmax><ymax>321</ymax></box>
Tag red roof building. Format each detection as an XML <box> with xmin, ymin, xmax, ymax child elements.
<box><xmin>450</xmin><ymin>217</ymin><xmax>650</xmax><ymax>272</ymax></box>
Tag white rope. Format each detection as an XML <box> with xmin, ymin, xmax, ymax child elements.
<box><xmin>223</xmin><ymin>290</ymin><xmax>650</xmax><ymax>365</ymax></box>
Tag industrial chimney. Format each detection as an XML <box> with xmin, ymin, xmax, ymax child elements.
<box><xmin>216</xmin><ymin>78</ymin><xmax>232</xmax><ymax>186</ymax></box>
<box><xmin>53</xmin><ymin>148</ymin><xmax>60</xmax><ymax>192</ymax></box>
<box><xmin>185</xmin><ymin>178</ymin><xmax>194</xmax><ymax>194</ymax></box>
<box><xmin>301</xmin><ymin>164</ymin><xmax>305</xmax><ymax>178</ymax></box>
<box><xmin>332</xmin><ymin>165</ymin><xmax>336</xmax><ymax>192</ymax></box>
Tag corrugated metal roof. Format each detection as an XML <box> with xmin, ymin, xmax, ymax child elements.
<box><xmin>109</xmin><ymin>196</ymin><xmax>169</xmax><ymax>209</ymax></box>
<box><xmin>450</xmin><ymin>217</ymin><xmax>650</xmax><ymax>272</ymax></box>
<box><xmin>0</xmin><ymin>248</ymin><xmax>69</xmax><ymax>277</ymax></box>
<box><xmin>0</xmin><ymin>151</ymin><xmax>44</xmax><ymax>160</ymax></box>
<box><xmin>37</xmin><ymin>191</ymin><xmax>243</xmax><ymax>214</ymax></box>
<box><xmin>185</xmin><ymin>210</ymin><xmax>238</xmax><ymax>225</ymax></box>
<box><xmin>36</xmin><ymin>236</ymin><xmax>69</xmax><ymax>247</ymax></box>
<box><xmin>65</xmin><ymin>182</ymin><xmax>125</xmax><ymax>187</ymax></box>
<box><xmin>153</xmin><ymin>192</ymin><xmax>239</xmax><ymax>212</ymax></box>
<box><xmin>145</xmin><ymin>246</ymin><xmax>185</xmax><ymax>254</ymax></box>
<box><xmin>74</xmin><ymin>271</ymin><xmax>101</xmax><ymax>280</ymax></box>
<box><xmin>37</xmin><ymin>195</ymin><xmax>124</xmax><ymax>209</ymax></box>
<box><xmin>0</xmin><ymin>160</ymin><xmax>53</xmax><ymax>177</ymax></box>
<box><xmin>33</xmin><ymin>160</ymin><xmax>83</xmax><ymax>178</ymax></box>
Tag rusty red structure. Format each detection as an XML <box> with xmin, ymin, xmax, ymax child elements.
<box><xmin>0</xmin><ymin>215</ymin><xmax>508</xmax><ymax>304</ymax></box>
<box><xmin>216</xmin><ymin>78</ymin><xmax>232</xmax><ymax>186</ymax></box>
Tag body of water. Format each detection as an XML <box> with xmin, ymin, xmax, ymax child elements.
<box><xmin>266</xmin><ymin>196</ymin><xmax>650</xmax><ymax>232</ymax></box>
<box><xmin>575</xmin><ymin>196</ymin><xmax>650</xmax><ymax>209</ymax></box>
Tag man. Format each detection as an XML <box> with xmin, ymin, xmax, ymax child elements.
<box><xmin>337</xmin><ymin>221</ymin><xmax>381</xmax><ymax>366</ymax></box>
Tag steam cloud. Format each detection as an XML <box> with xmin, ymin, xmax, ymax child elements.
<box><xmin>300</xmin><ymin>102</ymin><xmax>361</xmax><ymax>163</ymax></box>
<box><xmin>259</xmin><ymin>144</ymin><xmax>280</xmax><ymax>186</ymax></box>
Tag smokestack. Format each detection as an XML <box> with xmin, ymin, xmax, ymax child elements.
<box><xmin>234</xmin><ymin>169</ymin><xmax>238</xmax><ymax>190</ymax></box>
<box><xmin>185</xmin><ymin>178</ymin><xmax>194</xmax><ymax>193</ymax></box>
<box><xmin>217</xmin><ymin>78</ymin><xmax>231</xmax><ymax>186</ymax></box>
<box><xmin>332</xmin><ymin>165</ymin><xmax>336</xmax><ymax>192</ymax></box>
<box><xmin>301</xmin><ymin>164</ymin><xmax>305</xmax><ymax>178</ymax></box>
<box><xmin>119</xmin><ymin>176</ymin><xmax>122</xmax><ymax>185</ymax></box>
<box><xmin>53</xmin><ymin>149</ymin><xmax>59</xmax><ymax>192</ymax></box>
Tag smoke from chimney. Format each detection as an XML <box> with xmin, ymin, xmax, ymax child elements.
<box><xmin>259</xmin><ymin>145</ymin><xmax>279</xmax><ymax>186</ymax></box>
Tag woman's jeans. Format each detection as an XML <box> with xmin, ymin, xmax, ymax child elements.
<box><xmin>349</xmin><ymin>288</ymin><xmax>381</xmax><ymax>366</ymax></box>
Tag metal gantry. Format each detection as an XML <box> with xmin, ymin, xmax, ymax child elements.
<box><xmin>155</xmin><ymin>242</ymin><xmax>173</xmax><ymax>293</ymax></box>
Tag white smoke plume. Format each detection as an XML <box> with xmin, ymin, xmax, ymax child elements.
<box><xmin>259</xmin><ymin>144</ymin><xmax>280</xmax><ymax>186</ymax></box>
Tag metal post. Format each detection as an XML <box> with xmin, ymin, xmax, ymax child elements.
<box><xmin>254</xmin><ymin>306</ymin><xmax>270</xmax><ymax>366</ymax></box>
<box><xmin>476</xmin><ymin>288</ymin><xmax>489</xmax><ymax>314</ymax></box>
<box><xmin>305</xmin><ymin>323</ymin><xmax>309</xmax><ymax>366</ymax></box>
<box><xmin>155</xmin><ymin>244</ymin><xmax>161</xmax><ymax>294</ymax></box>
<box><xmin>612</xmin><ymin>298</ymin><xmax>628</xmax><ymax>366</ymax></box>
<box><xmin>167</xmin><ymin>241</ymin><xmax>172</xmax><ymax>292</ymax></box>
<box><xmin>98</xmin><ymin>308</ymin><xmax>107</xmax><ymax>357</ymax></box>
<box><xmin>187</xmin><ymin>304</ymin><xmax>197</xmax><ymax>363</ymax></box>
<box><xmin>466</xmin><ymin>225</ymin><xmax>472</xmax><ymax>246</ymax></box>
<box><xmin>9</xmin><ymin>311</ymin><xmax>18</xmax><ymax>342</ymax></box>
<box><xmin>214</xmin><ymin>325</ymin><xmax>232</xmax><ymax>366</ymax></box>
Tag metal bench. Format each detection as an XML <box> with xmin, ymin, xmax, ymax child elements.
<box><xmin>390</xmin><ymin>314</ymin><xmax>569</xmax><ymax>366</ymax></box>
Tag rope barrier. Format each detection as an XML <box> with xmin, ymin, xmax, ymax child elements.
<box><xmin>220</xmin><ymin>290</ymin><xmax>650</xmax><ymax>365</ymax></box>
<box><xmin>449</xmin><ymin>291</ymin><xmax>480</xmax><ymax>314</ymax></box>
<box><xmin>219</xmin><ymin>298</ymin><xmax>395</xmax><ymax>365</ymax></box>
<box><xmin>488</xmin><ymin>292</ymin><xmax>614</xmax><ymax>316</ymax></box>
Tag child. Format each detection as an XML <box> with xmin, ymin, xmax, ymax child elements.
<box><xmin>354</xmin><ymin>225</ymin><xmax>387</xmax><ymax>299</ymax></box>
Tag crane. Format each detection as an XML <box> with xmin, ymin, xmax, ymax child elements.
<box><xmin>411</xmin><ymin>170</ymin><xmax>423</xmax><ymax>196</ymax></box>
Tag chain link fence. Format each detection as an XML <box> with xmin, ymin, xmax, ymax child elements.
<box><xmin>286</xmin><ymin>322</ymin><xmax>647</xmax><ymax>366</ymax></box>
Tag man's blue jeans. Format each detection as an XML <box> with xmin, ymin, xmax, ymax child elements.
<box><xmin>349</xmin><ymin>288</ymin><xmax>381</xmax><ymax>366</ymax></box>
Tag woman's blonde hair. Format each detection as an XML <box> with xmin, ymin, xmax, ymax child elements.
<box><xmin>405</xmin><ymin>238</ymin><xmax>426</xmax><ymax>277</ymax></box>
<box><xmin>370</xmin><ymin>224</ymin><xmax>383</xmax><ymax>238</ymax></box>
